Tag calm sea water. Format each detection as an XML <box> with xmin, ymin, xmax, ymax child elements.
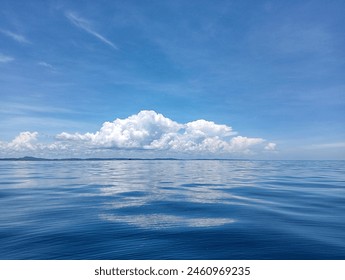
<box><xmin>0</xmin><ymin>160</ymin><xmax>344</xmax><ymax>259</ymax></box>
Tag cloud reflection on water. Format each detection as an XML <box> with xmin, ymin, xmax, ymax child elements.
<box><xmin>94</xmin><ymin>160</ymin><xmax>267</xmax><ymax>229</ymax></box>
<box><xmin>99</xmin><ymin>213</ymin><xmax>235</xmax><ymax>229</ymax></box>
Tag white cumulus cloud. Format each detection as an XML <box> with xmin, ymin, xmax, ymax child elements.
<box><xmin>1</xmin><ymin>111</ymin><xmax>276</xmax><ymax>157</ymax></box>
<box><xmin>0</xmin><ymin>132</ymin><xmax>68</xmax><ymax>157</ymax></box>
<box><xmin>57</xmin><ymin>110</ymin><xmax>182</xmax><ymax>149</ymax></box>
<box><xmin>264</xmin><ymin>142</ymin><xmax>277</xmax><ymax>151</ymax></box>
<box><xmin>56</xmin><ymin>110</ymin><xmax>275</xmax><ymax>155</ymax></box>
<box><xmin>8</xmin><ymin>131</ymin><xmax>38</xmax><ymax>151</ymax></box>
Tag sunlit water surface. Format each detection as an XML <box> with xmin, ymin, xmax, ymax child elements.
<box><xmin>0</xmin><ymin>160</ymin><xmax>344</xmax><ymax>259</ymax></box>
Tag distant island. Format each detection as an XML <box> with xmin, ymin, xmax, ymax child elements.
<box><xmin>0</xmin><ymin>156</ymin><xmax>179</xmax><ymax>161</ymax></box>
<box><xmin>0</xmin><ymin>156</ymin><xmax>243</xmax><ymax>161</ymax></box>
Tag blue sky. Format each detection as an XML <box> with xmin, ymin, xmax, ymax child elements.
<box><xmin>0</xmin><ymin>0</ymin><xmax>344</xmax><ymax>159</ymax></box>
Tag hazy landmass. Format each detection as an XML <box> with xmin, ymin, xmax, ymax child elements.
<box><xmin>0</xmin><ymin>156</ymin><xmax>246</xmax><ymax>161</ymax></box>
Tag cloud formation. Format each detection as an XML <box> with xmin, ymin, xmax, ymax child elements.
<box><xmin>65</xmin><ymin>12</ymin><xmax>117</xmax><ymax>50</ymax></box>
<box><xmin>38</xmin><ymin>61</ymin><xmax>55</xmax><ymax>70</ymax></box>
<box><xmin>7</xmin><ymin>131</ymin><xmax>38</xmax><ymax>151</ymax></box>
<box><xmin>1</xmin><ymin>111</ymin><xmax>276</xmax><ymax>157</ymax></box>
<box><xmin>0</xmin><ymin>29</ymin><xmax>30</xmax><ymax>44</ymax></box>
<box><xmin>0</xmin><ymin>53</ymin><xmax>14</xmax><ymax>63</ymax></box>
<box><xmin>56</xmin><ymin>110</ymin><xmax>275</xmax><ymax>155</ymax></box>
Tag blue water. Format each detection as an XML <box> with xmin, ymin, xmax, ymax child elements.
<box><xmin>0</xmin><ymin>160</ymin><xmax>344</xmax><ymax>259</ymax></box>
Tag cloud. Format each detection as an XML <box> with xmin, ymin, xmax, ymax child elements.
<box><xmin>65</xmin><ymin>11</ymin><xmax>118</xmax><ymax>50</ymax></box>
<box><xmin>38</xmin><ymin>61</ymin><xmax>55</xmax><ymax>70</ymax></box>
<box><xmin>0</xmin><ymin>132</ymin><xmax>68</xmax><ymax>157</ymax></box>
<box><xmin>8</xmin><ymin>131</ymin><xmax>38</xmax><ymax>151</ymax></box>
<box><xmin>57</xmin><ymin>110</ymin><xmax>183</xmax><ymax>149</ymax></box>
<box><xmin>307</xmin><ymin>142</ymin><xmax>345</xmax><ymax>149</ymax></box>
<box><xmin>0</xmin><ymin>53</ymin><xmax>14</xmax><ymax>63</ymax></box>
<box><xmin>56</xmin><ymin>110</ymin><xmax>275</xmax><ymax>155</ymax></box>
<box><xmin>0</xmin><ymin>29</ymin><xmax>30</xmax><ymax>44</ymax></box>
<box><xmin>0</xmin><ymin>111</ymin><xmax>276</xmax><ymax>157</ymax></box>
<box><xmin>264</xmin><ymin>142</ymin><xmax>277</xmax><ymax>151</ymax></box>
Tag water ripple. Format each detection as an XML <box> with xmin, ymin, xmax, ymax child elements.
<box><xmin>0</xmin><ymin>160</ymin><xmax>344</xmax><ymax>259</ymax></box>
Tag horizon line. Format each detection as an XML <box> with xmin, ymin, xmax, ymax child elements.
<box><xmin>0</xmin><ymin>156</ymin><xmax>343</xmax><ymax>161</ymax></box>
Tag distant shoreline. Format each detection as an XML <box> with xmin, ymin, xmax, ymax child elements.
<box><xmin>0</xmin><ymin>156</ymin><xmax>180</xmax><ymax>161</ymax></box>
<box><xmin>0</xmin><ymin>156</ymin><xmax>342</xmax><ymax>161</ymax></box>
<box><xmin>0</xmin><ymin>156</ymin><xmax>242</xmax><ymax>161</ymax></box>
<box><xmin>0</xmin><ymin>156</ymin><xmax>247</xmax><ymax>161</ymax></box>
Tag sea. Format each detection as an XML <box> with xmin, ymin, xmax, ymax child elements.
<box><xmin>0</xmin><ymin>159</ymin><xmax>344</xmax><ymax>260</ymax></box>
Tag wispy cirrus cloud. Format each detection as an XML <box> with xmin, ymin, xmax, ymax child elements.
<box><xmin>0</xmin><ymin>101</ymin><xmax>74</xmax><ymax>115</ymax></box>
<box><xmin>0</xmin><ymin>29</ymin><xmax>30</xmax><ymax>44</ymax></box>
<box><xmin>307</xmin><ymin>142</ymin><xmax>345</xmax><ymax>149</ymax></box>
<box><xmin>65</xmin><ymin>11</ymin><xmax>118</xmax><ymax>50</ymax></box>
<box><xmin>38</xmin><ymin>61</ymin><xmax>55</xmax><ymax>71</ymax></box>
<box><xmin>0</xmin><ymin>53</ymin><xmax>14</xmax><ymax>63</ymax></box>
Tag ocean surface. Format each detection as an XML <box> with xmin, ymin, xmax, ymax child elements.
<box><xmin>0</xmin><ymin>160</ymin><xmax>344</xmax><ymax>260</ymax></box>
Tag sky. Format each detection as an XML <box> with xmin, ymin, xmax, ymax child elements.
<box><xmin>0</xmin><ymin>0</ymin><xmax>344</xmax><ymax>159</ymax></box>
